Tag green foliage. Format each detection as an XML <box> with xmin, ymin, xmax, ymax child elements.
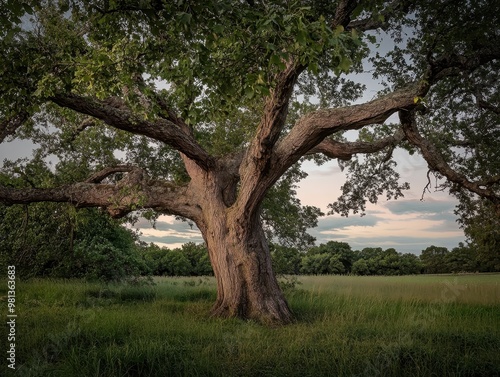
<box><xmin>329</xmin><ymin>148</ymin><xmax>410</xmax><ymax>217</ymax></box>
<box><xmin>0</xmin><ymin>201</ymin><xmax>148</xmax><ymax>281</ymax></box>
<box><xmin>262</xmin><ymin>164</ymin><xmax>323</xmax><ymax>249</ymax></box>
<box><xmin>420</xmin><ymin>245</ymin><xmax>450</xmax><ymax>274</ymax></box>
<box><xmin>160</xmin><ymin>249</ymin><xmax>191</xmax><ymax>277</ymax></box>
<box><xmin>64</xmin><ymin>210</ymin><xmax>149</xmax><ymax>282</ymax></box>
<box><xmin>307</xmin><ymin>240</ymin><xmax>355</xmax><ymax>272</ymax></box>
<box><xmin>456</xmin><ymin>199</ymin><xmax>500</xmax><ymax>272</ymax></box>
<box><xmin>139</xmin><ymin>242</ymin><xmax>213</xmax><ymax>277</ymax></box>
<box><xmin>446</xmin><ymin>244</ymin><xmax>478</xmax><ymax>273</ymax></box>
<box><xmin>179</xmin><ymin>242</ymin><xmax>213</xmax><ymax>276</ymax></box>
<box><xmin>1</xmin><ymin>0</ymin><xmax>499</xmax><ymax>283</ymax></box>
<box><xmin>350</xmin><ymin>247</ymin><xmax>422</xmax><ymax>276</ymax></box>
<box><xmin>270</xmin><ymin>243</ymin><xmax>302</xmax><ymax>275</ymax></box>
<box><xmin>0</xmin><ymin>155</ymin><xmax>148</xmax><ymax>281</ymax></box>
<box><xmin>351</xmin><ymin>258</ymin><xmax>370</xmax><ymax>276</ymax></box>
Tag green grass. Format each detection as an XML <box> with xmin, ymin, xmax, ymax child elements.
<box><xmin>2</xmin><ymin>275</ymin><xmax>499</xmax><ymax>376</ymax></box>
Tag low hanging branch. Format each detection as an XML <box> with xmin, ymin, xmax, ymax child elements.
<box><xmin>0</xmin><ymin>166</ymin><xmax>199</xmax><ymax>220</ymax></box>
<box><xmin>400</xmin><ymin>109</ymin><xmax>500</xmax><ymax>210</ymax></box>
<box><xmin>84</xmin><ymin>165</ymin><xmax>138</xmax><ymax>183</ymax></box>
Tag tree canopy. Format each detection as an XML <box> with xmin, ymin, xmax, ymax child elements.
<box><xmin>1</xmin><ymin>0</ymin><xmax>499</xmax><ymax>323</ymax></box>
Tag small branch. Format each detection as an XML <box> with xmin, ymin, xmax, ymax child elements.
<box><xmin>421</xmin><ymin>169</ymin><xmax>432</xmax><ymax>201</ymax></box>
<box><xmin>132</xmin><ymin>75</ymin><xmax>193</xmax><ymax>136</ymax></box>
<box><xmin>476</xmin><ymin>175</ymin><xmax>500</xmax><ymax>187</ymax></box>
<box><xmin>426</xmin><ymin>45</ymin><xmax>500</xmax><ymax>84</ymax></box>
<box><xmin>70</xmin><ymin>117</ymin><xmax>96</xmax><ymax>142</ymax></box>
<box><xmin>474</xmin><ymin>89</ymin><xmax>500</xmax><ymax>115</ymax></box>
<box><xmin>307</xmin><ymin>128</ymin><xmax>405</xmax><ymax>160</ymax></box>
<box><xmin>347</xmin><ymin>0</ymin><xmax>410</xmax><ymax>31</ymax></box>
<box><xmin>84</xmin><ymin>165</ymin><xmax>138</xmax><ymax>183</ymax></box>
<box><xmin>0</xmin><ymin>111</ymin><xmax>29</xmax><ymax>142</ymax></box>
<box><xmin>332</xmin><ymin>0</ymin><xmax>360</xmax><ymax>29</ymax></box>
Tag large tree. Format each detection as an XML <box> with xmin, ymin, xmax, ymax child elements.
<box><xmin>1</xmin><ymin>0</ymin><xmax>499</xmax><ymax>324</ymax></box>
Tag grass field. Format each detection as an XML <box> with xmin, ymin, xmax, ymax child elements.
<box><xmin>2</xmin><ymin>274</ymin><xmax>500</xmax><ymax>376</ymax></box>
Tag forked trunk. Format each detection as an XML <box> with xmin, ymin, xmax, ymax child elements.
<box><xmin>199</xmin><ymin>209</ymin><xmax>293</xmax><ymax>325</ymax></box>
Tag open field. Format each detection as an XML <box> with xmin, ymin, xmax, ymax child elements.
<box><xmin>2</xmin><ymin>274</ymin><xmax>500</xmax><ymax>376</ymax></box>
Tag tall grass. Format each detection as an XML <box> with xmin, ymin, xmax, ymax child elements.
<box><xmin>3</xmin><ymin>275</ymin><xmax>499</xmax><ymax>376</ymax></box>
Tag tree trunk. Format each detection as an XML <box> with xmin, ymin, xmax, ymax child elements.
<box><xmin>192</xmin><ymin>169</ymin><xmax>292</xmax><ymax>324</ymax></box>
<box><xmin>182</xmin><ymin>157</ymin><xmax>294</xmax><ymax>325</ymax></box>
<box><xmin>197</xmin><ymin>199</ymin><xmax>293</xmax><ymax>325</ymax></box>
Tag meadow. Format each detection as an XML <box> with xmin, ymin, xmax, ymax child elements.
<box><xmin>3</xmin><ymin>274</ymin><xmax>499</xmax><ymax>376</ymax></box>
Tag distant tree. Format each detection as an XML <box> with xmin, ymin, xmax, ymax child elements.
<box><xmin>446</xmin><ymin>243</ymin><xmax>478</xmax><ymax>273</ymax></box>
<box><xmin>328</xmin><ymin>254</ymin><xmax>346</xmax><ymax>275</ymax></box>
<box><xmin>399</xmin><ymin>253</ymin><xmax>423</xmax><ymax>275</ymax></box>
<box><xmin>457</xmin><ymin>199</ymin><xmax>500</xmax><ymax>272</ymax></box>
<box><xmin>376</xmin><ymin>248</ymin><xmax>401</xmax><ymax>275</ymax></box>
<box><xmin>308</xmin><ymin>241</ymin><xmax>355</xmax><ymax>273</ymax></box>
<box><xmin>270</xmin><ymin>244</ymin><xmax>302</xmax><ymax>275</ymax></box>
<box><xmin>301</xmin><ymin>253</ymin><xmax>328</xmax><ymax>275</ymax></box>
<box><xmin>301</xmin><ymin>252</ymin><xmax>346</xmax><ymax>275</ymax></box>
<box><xmin>420</xmin><ymin>246</ymin><xmax>450</xmax><ymax>274</ymax></box>
<box><xmin>178</xmin><ymin>242</ymin><xmax>213</xmax><ymax>276</ymax></box>
<box><xmin>351</xmin><ymin>259</ymin><xmax>369</xmax><ymax>276</ymax></box>
<box><xmin>161</xmin><ymin>249</ymin><xmax>191</xmax><ymax>277</ymax></box>
<box><xmin>140</xmin><ymin>243</ymin><xmax>168</xmax><ymax>276</ymax></box>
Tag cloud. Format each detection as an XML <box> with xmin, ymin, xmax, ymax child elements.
<box><xmin>384</xmin><ymin>198</ymin><xmax>456</xmax><ymax>215</ymax></box>
<box><xmin>136</xmin><ymin>215</ymin><xmax>204</xmax><ymax>248</ymax></box>
<box><xmin>141</xmin><ymin>234</ymin><xmax>204</xmax><ymax>245</ymax></box>
<box><xmin>314</xmin><ymin>214</ymin><xmax>380</xmax><ymax>231</ymax></box>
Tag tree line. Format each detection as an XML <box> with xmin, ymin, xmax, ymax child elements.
<box><xmin>270</xmin><ymin>241</ymin><xmax>498</xmax><ymax>276</ymax></box>
<box><xmin>140</xmin><ymin>240</ymin><xmax>498</xmax><ymax>277</ymax></box>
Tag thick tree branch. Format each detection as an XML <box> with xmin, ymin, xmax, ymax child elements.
<box><xmin>426</xmin><ymin>45</ymin><xmax>500</xmax><ymax>84</ymax></box>
<box><xmin>0</xmin><ymin>171</ymin><xmax>199</xmax><ymax>220</ymax></box>
<box><xmin>275</xmin><ymin>82</ymin><xmax>426</xmax><ymax>175</ymax></box>
<box><xmin>307</xmin><ymin>128</ymin><xmax>405</xmax><ymax>160</ymax></box>
<box><xmin>400</xmin><ymin>110</ymin><xmax>500</xmax><ymax>207</ymax></box>
<box><xmin>332</xmin><ymin>0</ymin><xmax>360</xmax><ymax>28</ymax></box>
<box><xmin>236</xmin><ymin>61</ymin><xmax>305</xmax><ymax>218</ymax></box>
<box><xmin>50</xmin><ymin>93</ymin><xmax>215</xmax><ymax>170</ymax></box>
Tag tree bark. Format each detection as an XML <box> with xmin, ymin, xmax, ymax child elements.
<box><xmin>199</xmin><ymin>208</ymin><xmax>293</xmax><ymax>325</ymax></box>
